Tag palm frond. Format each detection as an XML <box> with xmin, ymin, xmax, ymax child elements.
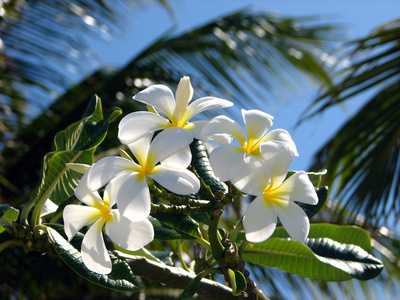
<box><xmin>304</xmin><ymin>18</ymin><xmax>400</xmax><ymax>119</ymax></box>
<box><xmin>2</xmin><ymin>8</ymin><xmax>342</xmax><ymax>205</ymax></box>
<box><xmin>304</xmin><ymin>19</ymin><xmax>400</xmax><ymax>227</ymax></box>
<box><xmin>0</xmin><ymin>0</ymin><xmax>167</xmax><ymax>134</ymax></box>
<box><xmin>311</xmin><ymin>83</ymin><xmax>400</xmax><ymax>227</ymax></box>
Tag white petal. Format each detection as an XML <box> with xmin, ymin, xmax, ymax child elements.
<box><xmin>118</xmin><ymin>111</ymin><xmax>170</xmax><ymax>145</ymax></box>
<box><xmin>232</xmin><ymin>156</ymin><xmax>268</xmax><ymax>196</ymax></box>
<box><xmin>202</xmin><ymin>115</ymin><xmax>246</xmax><ymax>145</ymax></box>
<box><xmin>185</xmin><ymin>97</ymin><xmax>233</xmax><ymax>122</ymax></box>
<box><xmin>175</xmin><ymin>76</ymin><xmax>193</xmax><ymax>117</ymax></box>
<box><xmin>207</xmin><ymin>133</ymin><xmax>233</xmax><ymax>145</ymax></box>
<box><xmin>243</xmin><ymin>197</ymin><xmax>277</xmax><ymax>243</ymax></box>
<box><xmin>133</xmin><ymin>84</ymin><xmax>178</xmax><ymax>120</ymax></box>
<box><xmin>271</xmin><ymin>171</ymin><xmax>318</xmax><ymax>205</ymax></box>
<box><xmin>63</xmin><ymin>205</ymin><xmax>101</xmax><ymax>241</ymax></box>
<box><xmin>209</xmin><ymin>144</ymin><xmax>245</xmax><ymax>181</ymax></box>
<box><xmin>189</xmin><ymin>120</ymin><xmax>208</xmax><ymax>140</ymax></box>
<box><xmin>81</xmin><ymin>218</ymin><xmax>111</xmax><ymax>274</ymax></box>
<box><xmin>74</xmin><ymin>170</ymin><xmax>103</xmax><ymax>207</ymax></box>
<box><xmin>109</xmin><ymin>172</ymin><xmax>151</xmax><ymax>222</ymax></box>
<box><xmin>103</xmin><ymin>181</ymin><xmax>115</xmax><ymax>207</ymax></box>
<box><xmin>161</xmin><ymin>145</ymin><xmax>192</xmax><ymax>169</ymax></box>
<box><xmin>127</xmin><ymin>133</ymin><xmax>153</xmax><ymax>166</ymax></box>
<box><xmin>262</xmin><ymin>129</ymin><xmax>299</xmax><ymax>156</ymax></box>
<box><xmin>276</xmin><ymin>200</ymin><xmax>310</xmax><ymax>243</ymax></box>
<box><xmin>242</xmin><ymin>109</ymin><xmax>273</xmax><ymax>144</ymax></box>
<box><xmin>149</xmin><ymin>128</ymin><xmax>193</xmax><ymax>164</ymax></box>
<box><xmin>150</xmin><ymin>165</ymin><xmax>200</xmax><ymax>195</ymax></box>
<box><xmin>260</xmin><ymin>141</ymin><xmax>293</xmax><ymax>188</ymax></box>
<box><xmin>88</xmin><ymin>156</ymin><xmax>138</xmax><ymax>191</ymax></box>
<box><xmin>106</xmin><ymin>211</ymin><xmax>154</xmax><ymax>250</ymax></box>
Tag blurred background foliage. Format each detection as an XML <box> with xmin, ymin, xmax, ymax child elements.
<box><xmin>1</xmin><ymin>0</ymin><xmax>400</xmax><ymax>299</ymax></box>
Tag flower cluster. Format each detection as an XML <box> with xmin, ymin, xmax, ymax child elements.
<box><xmin>63</xmin><ymin>76</ymin><xmax>318</xmax><ymax>274</ymax></box>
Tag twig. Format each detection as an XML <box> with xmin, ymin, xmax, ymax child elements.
<box><xmin>119</xmin><ymin>253</ymin><xmax>235</xmax><ymax>299</ymax></box>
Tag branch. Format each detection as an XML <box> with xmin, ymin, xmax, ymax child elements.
<box><xmin>119</xmin><ymin>253</ymin><xmax>234</xmax><ymax>299</ymax></box>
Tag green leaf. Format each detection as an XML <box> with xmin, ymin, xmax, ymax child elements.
<box><xmin>308</xmin><ymin>224</ymin><xmax>373</xmax><ymax>252</ymax></box>
<box><xmin>307</xmin><ymin>170</ymin><xmax>328</xmax><ymax>188</ymax></box>
<box><xmin>287</xmin><ymin>170</ymin><xmax>327</xmax><ymax>188</ymax></box>
<box><xmin>0</xmin><ymin>204</ymin><xmax>19</xmax><ymax>234</ymax></box>
<box><xmin>151</xmin><ymin>212</ymin><xmax>201</xmax><ymax>239</ymax></box>
<box><xmin>46</xmin><ymin>224</ymin><xmax>141</xmax><ymax>292</ymax></box>
<box><xmin>296</xmin><ymin>186</ymin><xmax>329</xmax><ymax>220</ymax></box>
<box><xmin>24</xmin><ymin>96</ymin><xmax>121</xmax><ymax>225</ymax></box>
<box><xmin>114</xmin><ymin>246</ymin><xmax>173</xmax><ymax>266</ymax></box>
<box><xmin>178</xmin><ymin>272</ymin><xmax>205</xmax><ymax>299</ymax></box>
<box><xmin>228</xmin><ymin>269</ymin><xmax>247</xmax><ymax>296</ymax></box>
<box><xmin>149</xmin><ymin>216</ymin><xmax>197</xmax><ymax>240</ymax></box>
<box><xmin>242</xmin><ymin>226</ymin><xmax>383</xmax><ymax>281</ymax></box>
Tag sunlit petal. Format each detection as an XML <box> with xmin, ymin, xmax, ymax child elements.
<box><xmin>260</xmin><ymin>142</ymin><xmax>293</xmax><ymax>188</ymax></box>
<box><xmin>206</xmin><ymin>133</ymin><xmax>233</xmax><ymax>145</ymax></box>
<box><xmin>150</xmin><ymin>165</ymin><xmax>200</xmax><ymax>195</ymax></box>
<box><xmin>243</xmin><ymin>197</ymin><xmax>277</xmax><ymax>243</ymax></box>
<box><xmin>81</xmin><ymin>218</ymin><xmax>111</xmax><ymax>274</ymax></box>
<box><xmin>262</xmin><ymin>129</ymin><xmax>299</xmax><ymax>156</ymax></box>
<box><xmin>175</xmin><ymin>76</ymin><xmax>193</xmax><ymax>117</ymax></box>
<box><xmin>63</xmin><ymin>205</ymin><xmax>101</xmax><ymax>242</ymax></box>
<box><xmin>88</xmin><ymin>156</ymin><xmax>138</xmax><ymax>191</ymax></box>
<box><xmin>189</xmin><ymin>120</ymin><xmax>208</xmax><ymax>140</ymax></box>
<box><xmin>149</xmin><ymin>128</ymin><xmax>193</xmax><ymax>164</ymax></box>
<box><xmin>161</xmin><ymin>145</ymin><xmax>192</xmax><ymax>169</ymax></box>
<box><xmin>109</xmin><ymin>172</ymin><xmax>151</xmax><ymax>222</ymax></box>
<box><xmin>106</xmin><ymin>212</ymin><xmax>154</xmax><ymax>251</ymax></box>
<box><xmin>127</xmin><ymin>133</ymin><xmax>153</xmax><ymax>166</ymax></box>
<box><xmin>118</xmin><ymin>111</ymin><xmax>170</xmax><ymax>144</ymax></box>
<box><xmin>209</xmin><ymin>144</ymin><xmax>245</xmax><ymax>181</ymax></box>
<box><xmin>133</xmin><ymin>84</ymin><xmax>178</xmax><ymax>120</ymax></box>
<box><xmin>276</xmin><ymin>200</ymin><xmax>310</xmax><ymax>243</ymax></box>
<box><xmin>242</xmin><ymin>109</ymin><xmax>273</xmax><ymax>144</ymax></box>
<box><xmin>232</xmin><ymin>156</ymin><xmax>268</xmax><ymax>195</ymax></box>
<box><xmin>103</xmin><ymin>181</ymin><xmax>114</xmax><ymax>207</ymax></box>
<box><xmin>270</xmin><ymin>171</ymin><xmax>318</xmax><ymax>205</ymax></box>
<box><xmin>185</xmin><ymin>97</ymin><xmax>233</xmax><ymax>122</ymax></box>
<box><xmin>74</xmin><ymin>170</ymin><xmax>102</xmax><ymax>207</ymax></box>
<box><xmin>202</xmin><ymin>115</ymin><xmax>246</xmax><ymax>145</ymax></box>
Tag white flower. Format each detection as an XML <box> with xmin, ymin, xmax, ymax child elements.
<box><xmin>202</xmin><ymin>109</ymin><xmax>298</xmax><ymax>182</ymax></box>
<box><xmin>118</xmin><ymin>76</ymin><xmax>233</xmax><ymax>145</ymax></box>
<box><xmin>234</xmin><ymin>142</ymin><xmax>317</xmax><ymax>243</ymax></box>
<box><xmin>88</xmin><ymin>128</ymin><xmax>200</xmax><ymax>222</ymax></box>
<box><xmin>63</xmin><ymin>171</ymin><xmax>154</xmax><ymax>274</ymax></box>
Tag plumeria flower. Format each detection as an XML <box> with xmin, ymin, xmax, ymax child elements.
<box><xmin>202</xmin><ymin>109</ymin><xmax>298</xmax><ymax>182</ymax></box>
<box><xmin>234</xmin><ymin>141</ymin><xmax>318</xmax><ymax>243</ymax></box>
<box><xmin>118</xmin><ymin>76</ymin><xmax>233</xmax><ymax>145</ymax></box>
<box><xmin>63</xmin><ymin>170</ymin><xmax>154</xmax><ymax>274</ymax></box>
<box><xmin>88</xmin><ymin>127</ymin><xmax>200</xmax><ymax>222</ymax></box>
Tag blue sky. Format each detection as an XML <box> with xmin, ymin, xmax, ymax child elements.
<box><xmin>86</xmin><ymin>0</ymin><xmax>400</xmax><ymax>170</ymax></box>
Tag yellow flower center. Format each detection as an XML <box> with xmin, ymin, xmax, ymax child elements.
<box><xmin>242</xmin><ymin>139</ymin><xmax>262</xmax><ymax>157</ymax></box>
<box><xmin>263</xmin><ymin>190</ymin><xmax>287</xmax><ymax>208</ymax></box>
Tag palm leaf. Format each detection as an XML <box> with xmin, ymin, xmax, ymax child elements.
<box><xmin>304</xmin><ymin>19</ymin><xmax>400</xmax><ymax>227</ymax></box>
<box><xmin>2</xmin><ymin>8</ymin><xmax>341</xmax><ymax>206</ymax></box>
<box><xmin>304</xmin><ymin>18</ymin><xmax>400</xmax><ymax>118</ymax></box>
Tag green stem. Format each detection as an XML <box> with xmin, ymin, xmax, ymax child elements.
<box><xmin>208</xmin><ymin>210</ymin><xmax>224</xmax><ymax>260</ymax></box>
<box><xmin>30</xmin><ymin>189</ymin><xmax>53</xmax><ymax>227</ymax></box>
<box><xmin>229</xmin><ymin>218</ymin><xmax>243</xmax><ymax>243</ymax></box>
<box><xmin>177</xmin><ymin>240</ymin><xmax>191</xmax><ymax>272</ymax></box>
<box><xmin>196</xmin><ymin>237</ymin><xmax>211</xmax><ymax>252</ymax></box>
<box><xmin>151</xmin><ymin>202</ymin><xmax>211</xmax><ymax>214</ymax></box>
<box><xmin>0</xmin><ymin>239</ymin><xmax>24</xmax><ymax>253</ymax></box>
<box><xmin>239</xmin><ymin>240</ymin><xmax>249</xmax><ymax>257</ymax></box>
